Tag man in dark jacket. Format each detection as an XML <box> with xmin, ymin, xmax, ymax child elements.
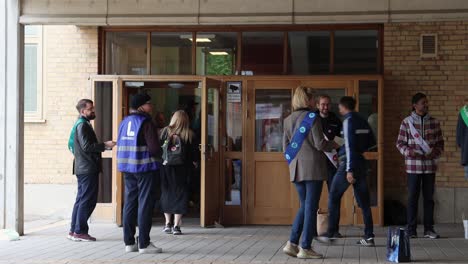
<box><xmin>69</xmin><ymin>99</ymin><xmax>115</xmax><ymax>242</ymax></box>
<box><xmin>318</xmin><ymin>96</ymin><xmax>376</xmax><ymax>247</ymax></box>
<box><xmin>117</xmin><ymin>93</ymin><xmax>162</xmax><ymax>254</ymax></box>
<box><xmin>315</xmin><ymin>94</ymin><xmax>343</xmax><ymax>238</ymax></box>
<box><xmin>457</xmin><ymin>104</ymin><xmax>468</xmax><ymax>180</ymax></box>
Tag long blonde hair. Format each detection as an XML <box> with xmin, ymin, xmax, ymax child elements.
<box><xmin>292</xmin><ymin>86</ymin><xmax>315</xmax><ymax>111</ymax></box>
<box><xmin>166</xmin><ymin>110</ymin><xmax>193</xmax><ymax>143</ymax></box>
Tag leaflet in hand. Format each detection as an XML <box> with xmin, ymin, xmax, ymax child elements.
<box><xmin>333</xmin><ymin>136</ymin><xmax>345</xmax><ymax>147</ymax></box>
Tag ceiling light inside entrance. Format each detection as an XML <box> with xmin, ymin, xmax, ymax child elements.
<box><xmin>180</xmin><ymin>34</ymin><xmax>215</xmax><ymax>42</ymax></box>
<box><xmin>209</xmin><ymin>51</ymin><xmax>229</xmax><ymax>55</ymax></box>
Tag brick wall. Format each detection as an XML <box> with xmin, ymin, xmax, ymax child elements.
<box><xmin>24</xmin><ymin>26</ymin><xmax>98</xmax><ymax>184</ymax></box>
<box><xmin>383</xmin><ymin>21</ymin><xmax>468</xmax><ymax>188</ymax></box>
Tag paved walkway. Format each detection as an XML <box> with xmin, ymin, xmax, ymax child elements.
<box><xmin>1</xmin><ymin>220</ymin><xmax>468</xmax><ymax>264</ymax></box>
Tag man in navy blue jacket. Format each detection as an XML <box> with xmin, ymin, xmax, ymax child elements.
<box><xmin>318</xmin><ymin>96</ymin><xmax>376</xmax><ymax>246</ymax></box>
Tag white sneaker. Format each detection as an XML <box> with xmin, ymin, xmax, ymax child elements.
<box><xmin>139</xmin><ymin>242</ymin><xmax>162</xmax><ymax>254</ymax></box>
<box><xmin>125</xmin><ymin>244</ymin><xmax>138</xmax><ymax>253</ymax></box>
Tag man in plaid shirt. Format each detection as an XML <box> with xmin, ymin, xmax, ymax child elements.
<box><xmin>396</xmin><ymin>93</ymin><xmax>444</xmax><ymax>239</ymax></box>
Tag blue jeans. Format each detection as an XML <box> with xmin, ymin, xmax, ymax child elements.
<box><xmin>464</xmin><ymin>166</ymin><xmax>468</xmax><ymax>180</ymax></box>
<box><xmin>70</xmin><ymin>173</ymin><xmax>99</xmax><ymax>234</ymax></box>
<box><xmin>407</xmin><ymin>173</ymin><xmax>435</xmax><ymax>234</ymax></box>
<box><xmin>123</xmin><ymin>171</ymin><xmax>157</xmax><ymax>248</ymax></box>
<box><xmin>327</xmin><ymin>156</ymin><xmax>374</xmax><ymax>239</ymax></box>
<box><xmin>326</xmin><ymin>160</ymin><xmax>337</xmax><ymax>192</ymax></box>
<box><xmin>289</xmin><ymin>180</ymin><xmax>323</xmax><ymax>249</ymax></box>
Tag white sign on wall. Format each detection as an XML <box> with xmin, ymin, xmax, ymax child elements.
<box><xmin>227</xmin><ymin>82</ymin><xmax>241</xmax><ymax>103</ymax></box>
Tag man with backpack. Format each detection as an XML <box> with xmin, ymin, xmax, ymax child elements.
<box><xmin>68</xmin><ymin>99</ymin><xmax>115</xmax><ymax>242</ymax></box>
<box><xmin>117</xmin><ymin>93</ymin><xmax>163</xmax><ymax>254</ymax></box>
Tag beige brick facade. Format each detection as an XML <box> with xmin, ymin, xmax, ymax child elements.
<box><xmin>24</xmin><ymin>25</ymin><xmax>98</xmax><ymax>184</ymax></box>
<box><xmin>23</xmin><ymin>22</ymin><xmax>468</xmax><ymax>222</ymax></box>
<box><xmin>383</xmin><ymin>21</ymin><xmax>468</xmax><ymax>189</ymax></box>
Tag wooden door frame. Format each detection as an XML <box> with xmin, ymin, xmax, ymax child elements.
<box><xmin>89</xmin><ymin>76</ymin><xmax>122</xmax><ymax>223</ymax></box>
<box><xmin>89</xmin><ymin>74</ymin><xmax>383</xmax><ymax>227</ymax></box>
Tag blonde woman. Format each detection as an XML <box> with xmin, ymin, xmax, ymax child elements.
<box><xmin>282</xmin><ymin>87</ymin><xmax>338</xmax><ymax>259</ymax></box>
<box><xmin>160</xmin><ymin>110</ymin><xmax>198</xmax><ymax>235</ymax></box>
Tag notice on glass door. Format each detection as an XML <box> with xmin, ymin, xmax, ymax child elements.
<box><xmin>227</xmin><ymin>82</ymin><xmax>241</xmax><ymax>103</ymax></box>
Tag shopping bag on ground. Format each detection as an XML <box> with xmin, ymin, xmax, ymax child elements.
<box><xmin>317</xmin><ymin>209</ymin><xmax>328</xmax><ymax>236</ymax></box>
<box><xmin>387</xmin><ymin>227</ymin><xmax>411</xmax><ymax>263</ymax></box>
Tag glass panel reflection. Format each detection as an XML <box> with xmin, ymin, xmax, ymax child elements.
<box><xmin>196</xmin><ymin>32</ymin><xmax>237</xmax><ymax>75</ymax></box>
<box><xmin>242</xmin><ymin>32</ymin><xmax>284</xmax><ymax>75</ymax></box>
<box><xmin>288</xmin><ymin>31</ymin><xmax>330</xmax><ymax>74</ymax></box>
<box><xmin>151</xmin><ymin>32</ymin><xmax>192</xmax><ymax>75</ymax></box>
<box><xmin>255</xmin><ymin>89</ymin><xmax>292</xmax><ymax>152</ymax></box>
<box><xmin>359</xmin><ymin>80</ymin><xmax>379</xmax><ymax>151</ymax></box>
<box><xmin>226</xmin><ymin>82</ymin><xmax>242</xmax><ymax>151</ymax></box>
<box><xmin>106</xmin><ymin>32</ymin><xmax>148</xmax><ymax>75</ymax></box>
<box><xmin>225</xmin><ymin>159</ymin><xmax>242</xmax><ymax>206</ymax></box>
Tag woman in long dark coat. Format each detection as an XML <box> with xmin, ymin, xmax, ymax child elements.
<box><xmin>160</xmin><ymin>110</ymin><xmax>197</xmax><ymax>235</ymax></box>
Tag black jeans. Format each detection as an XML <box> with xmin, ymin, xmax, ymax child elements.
<box><xmin>70</xmin><ymin>173</ymin><xmax>99</xmax><ymax>234</ymax></box>
<box><xmin>407</xmin><ymin>173</ymin><xmax>435</xmax><ymax>234</ymax></box>
<box><xmin>327</xmin><ymin>156</ymin><xmax>374</xmax><ymax>239</ymax></box>
<box><xmin>123</xmin><ymin>171</ymin><xmax>156</xmax><ymax>248</ymax></box>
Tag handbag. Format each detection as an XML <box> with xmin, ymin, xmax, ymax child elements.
<box><xmin>317</xmin><ymin>208</ymin><xmax>329</xmax><ymax>236</ymax></box>
<box><xmin>387</xmin><ymin>227</ymin><xmax>411</xmax><ymax>263</ymax></box>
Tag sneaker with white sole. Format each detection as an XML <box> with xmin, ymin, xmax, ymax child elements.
<box><xmin>163</xmin><ymin>224</ymin><xmax>173</xmax><ymax>234</ymax></box>
<box><xmin>73</xmin><ymin>233</ymin><xmax>96</xmax><ymax>242</ymax></box>
<box><xmin>125</xmin><ymin>244</ymin><xmax>138</xmax><ymax>253</ymax></box>
<box><xmin>172</xmin><ymin>226</ymin><xmax>182</xmax><ymax>235</ymax></box>
<box><xmin>282</xmin><ymin>241</ymin><xmax>299</xmax><ymax>257</ymax></box>
<box><xmin>357</xmin><ymin>237</ymin><xmax>375</xmax><ymax>247</ymax></box>
<box><xmin>297</xmin><ymin>247</ymin><xmax>323</xmax><ymax>259</ymax></box>
<box><xmin>424</xmin><ymin>230</ymin><xmax>440</xmax><ymax>239</ymax></box>
<box><xmin>139</xmin><ymin>242</ymin><xmax>162</xmax><ymax>254</ymax></box>
<box><xmin>67</xmin><ymin>232</ymin><xmax>75</xmax><ymax>240</ymax></box>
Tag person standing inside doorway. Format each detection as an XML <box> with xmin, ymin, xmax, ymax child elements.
<box><xmin>282</xmin><ymin>87</ymin><xmax>338</xmax><ymax>259</ymax></box>
<box><xmin>314</xmin><ymin>94</ymin><xmax>343</xmax><ymax>237</ymax></box>
<box><xmin>457</xmin><ymin>103</ymin><xmax>468</xmax><ymax>180</ymax></box>
<box><xmin>117</xmin><ymin>93</ymin><xmax>163</xmax><ymax>254</ymax></box>
<box><xmin>160</xmin><ymin>110</ymin><xmax>198</xmax><ymax>235</ymax></box>
<box><xmin>396</xmin><ymin>93</ymin><xmax>444</xmax><ymax>239</ymax></box>
<box><xmin>68</xmin><ymin>99</ymin><xmax>116</xmax><ymax>242</ymax></box>
<box><xmin>318</xmin><ymin>96</ymin><xmax>376</xmax><ymax>246</ymax></box>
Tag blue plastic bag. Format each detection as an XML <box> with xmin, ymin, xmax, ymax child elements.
<box><xmin>387</xmin><ymin>227</ymin><xmax>411</xmax><ymax>263</ymax></box>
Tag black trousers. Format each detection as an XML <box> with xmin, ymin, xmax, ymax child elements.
<box><xmin>407</xmin><ymin>173</ymin><xmax>435</xmax><ymax>234</ymax></box>
<box><xmin>123</xmin><ymin>171</ymin><xmax>156</xmax><ymax>248</ymax></box>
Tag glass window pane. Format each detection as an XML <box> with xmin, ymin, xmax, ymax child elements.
<box><xmin>288</xmin><ymin>31</ymin><xmax>330</xmax><ymax>74</ymax></box>
<box><xmin>226</xmin><ymin>82</ymin><xmax>242</xmax><ymax>151</ymax></box>
<box><xmin>94</xmin><ymin>82</ymin><xmax>114</xmax><ymax>203</ymax></box>
<box><xmin>24</xmin><ymin>44</ymin><xmax>38</xmax><ymax>112</ymax></box>
<box><xmin>196</xmin><ymin>32</ymin><xmax>236</xmax><ymax>75</ymax></box>
<box><xmin>366</xmin><ymin>160</ymin><xmax>378</xmax><ymax>207</ymax></box>
<box><xmin>208</xmin><ymin>88</ymin><xmax>219</xmax><ymax>152</ymax></box>
<box><xmin>225</xmin><ymin>159</ymin><xmax>242</xmax><ymax>206</ymax></box>
<box><xmin>359</xmin><ymin>80</ymin><xmax>379</xmax><ymax>151</ymax></box>
<box><xmin>334</xmin><ymin>30</ymin><xmax>378</xmax><ymax>74</ymax></box>
<box><xmin>106</xmin><ymin>32</ymin><xmax>148</xmax><ymax>75</ymax></box>
<box><xmin>151</xmin><ymin>32</ymin><xmax>192</xmax><ymax>75</ymax></box>
<box><xmin>25</xmin><ymin>25</ymin><xmax>39</xmax><ymax>36</ymax></box>
<box><xmin>255</xmin><ymin>89</ymin><xmax>291</xmax><ymax>152</ymax></box>
<box><xmin>242</xmin><ymin>32</ymin><xmax>284</xmax><ymax>75</ymax></box>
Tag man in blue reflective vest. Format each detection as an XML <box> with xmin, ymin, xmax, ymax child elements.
<box><xmin>117</xmin><ymin>93</ymin><xmax>162</xmax><ymax>254</ymax></box>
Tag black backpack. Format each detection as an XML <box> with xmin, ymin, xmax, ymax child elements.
<box><xmin>161</xmin><ymin>130</ymin><xmax>186</xmax><ymax>166</ymax></box>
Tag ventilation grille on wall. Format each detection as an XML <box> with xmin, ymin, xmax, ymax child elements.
<box><xmin>420</xmin><ymin>34</ymin><xmax>437</xmax><ymax>58</ymax></box>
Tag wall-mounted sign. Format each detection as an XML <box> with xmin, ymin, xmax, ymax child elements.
<box><xmin>227</xmin><ymin>81</ymin><xmax>241</xmax><ymax>103</ymax></box>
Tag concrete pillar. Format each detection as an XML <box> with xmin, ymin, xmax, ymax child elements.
<box><xmin>0</xmin><ymin>0</ymin><xmax>24</xmax><ymax>235</ymax></box>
